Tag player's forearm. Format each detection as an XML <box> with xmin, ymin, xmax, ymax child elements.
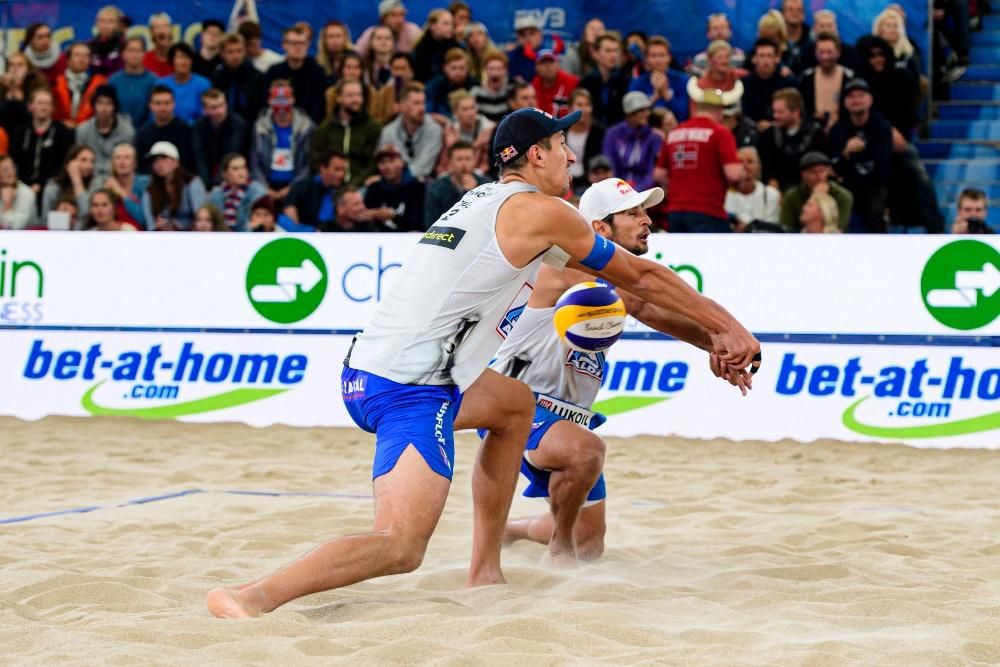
<box><xmin>633</xmin><ymin>264</ymin><xmax>732</xmax><ymax>335</ymax></box>
<box><xmin>637</xmin><ymin>305</ymin><xmax>714</xmax><ymax>351</ymax></box>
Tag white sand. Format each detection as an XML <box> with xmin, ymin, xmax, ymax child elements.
<box><xmin>2</xmin><ymin>416</ymin><xmax>1000</xmax><ymax>665</ymax></box>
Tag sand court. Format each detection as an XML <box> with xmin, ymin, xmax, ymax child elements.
<box><xmin>2</xmin><ymin>415</ymin><xmax>1000</xmax><ymax>665</ymax></box>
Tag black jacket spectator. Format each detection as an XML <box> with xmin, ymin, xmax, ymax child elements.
<box><xmin>412</xmin><ymin>36</ymin><xmax>460</xmax><ymax>83</ymax></box>
<box><xmin>192</xmin><ymin>112</ymin><xmax>248</xmax><ymax>187</ymax></box>
<box><xmin>211</xmin><ymin>61</ymin><xmax>263</xmax><ymax>127</ymax></box>
<box><xmin>263</xmin><ymin>58</ymin><xmax>327</xmax><ymax>123</ymax></box>
<box><xmin>10</xmin><ymin>121</ymin><xmax>74</xmax><ymax>192</ymax></box>
<box><xmin>424</xmin><ymin>171</ymin><xmax>490</xmax><ymax>229</ymax></box>
<box><xmin>785</xmin><ymin>31</ymin><xmax>814</xmax><ymax>76</ymax></box>
<box><xmin>134</xmin><ymin>117</ymin><xmax>195</xmax><ymax>174</ymax></box>
<box><xmin>829</xmin><ymin>106</ymin><xmax>893</xmax><ymax>232</ymax></box>
<box><xmin>740</xmin><ymin>71</ymin><xmax>799</xmax><ymax>123</ymax></box>
<box><xmin>758</xmin><ymin>119</ymin><xmax>829</xmax><ymax>192</ymax></box>
<box><xmin>285</xmin><ymin>176</ymin><xmax>336</xmax><ymax>229</ymax></box>
<box><xmin>364</xmin><ymin>171</ymin><xmax>426</xmax><ymax>232</ymax></box>
<box><xmin>580</xmin><ymin>68</ymin><xmax>630</xmax><ymax>127</ymax></box>
<box><xmin>856</xmin><ymin>36</ymin><xmax>920</xmax><ymax>136</ymax></box>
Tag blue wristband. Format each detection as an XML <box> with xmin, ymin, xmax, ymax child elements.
<box><xmin>580</xmin><ymin>233</ymin><xmax>616</xmax><ymax>271</ymax></box>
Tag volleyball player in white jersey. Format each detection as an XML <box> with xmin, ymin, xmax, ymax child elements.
<box><xmin>493</xmin><ymin>178</ymin><xmax>754</xmax><ymax>565</ymax></box>
<box><xmin>208</xmin><ymin>108</ymin><xmax>760</xmax><ymax>618</ymax></box>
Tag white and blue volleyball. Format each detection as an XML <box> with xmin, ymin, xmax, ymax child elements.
<box><xmin>553</xmin><ymin>282</ymin><xmax>627</xmax><ymax>352</ymax></box>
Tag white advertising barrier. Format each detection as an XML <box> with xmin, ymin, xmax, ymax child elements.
<box><xmin>1</xmin><ymin>330</ymin><xmax>998</xmax><ymax>449</ymax></box>
<box><xmin>0</xmin><ymin>232</ymin><xmax>997</xmax><ymax>335</ymax></box>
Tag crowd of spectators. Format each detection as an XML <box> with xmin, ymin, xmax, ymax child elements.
<box><xmin>0</xmin><ymin>0</ymin><xmax>988</xmax><ymax>234</ymax></box>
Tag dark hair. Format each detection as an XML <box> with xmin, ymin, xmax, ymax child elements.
<box><xmin>150</xmin><ymin>84</ymin><xmax>174</xmax><ymax>99</ymax></box>
<box><xmin>195</xmin><ymin>204</ymin><xmax>228</xmax><ymax>231</ymax></box>
<box><xmin>148</xmin><ymin>162</ymin><xmax>194</xmax><ymax>217</ymax></box>
<box><xmin>168</xmin><ymin>41</ymin><xmax>196</xmax><ymax>65</ymax></box>
<box><xmin>318</xmin><ymin>150</ymin><xmax>347</xmax><ymax>168</ymax></box>
<box><xmin>237</xmin><ymin>21</ymin><xmax>262</xmax><ymax>41</ymax></box>
<box><xmin>92</xmin><ymin>84</ymin><xmax>118</xmax><ymax>111</ymax></box>
<box><xmin>507</xmin><ymin>81</ymin><xmax>533</xmax><ymax>102</ymax></box>
<box><xmin>54</xmin><ymin>145</ymin><xmax>96</xmax><ymax>194</ymax></box>
<box><xmin>220</xmin><ymin>152</ymin><xmax>246</xmax><ymax>173</ymax></box>
<box><xmin>67</xmin><ymin>41</ymin><xmax>91</xmax><ymax>59</ymax></box>
<box><xmin>447</xmin><ymin>139</ymin><xmax>474</xmax><ymax>158</ymax></box>
<box><xmin>84</xmin><ymin>188</ymin><xmax>120</xmax><ymax>229</ymax></box>
<box><xmin>24</xmin><ymin>23</ymin><xmax>51</xmax><ymax>46</ymax></box>
<box><xmin>390</xmin><ymin>51</ymin><xmax>415</xmax><ymax>68</ymax></box>
<box><xmin>958</xmin><ymin>187</ymin><xmax>988</xmax><ymax>206</ymax></box>
<box><xmin>123</xmin><ymin>35</ymin><xmax>146</xmax><ymax>51</ymax></box>
<box><xmin>752</xmin><ymin>37</ymin><xmax>779</xmax><ymax>56</ymax></box>
<box><xmin>335</xmin><ymin>185</ymin><xmax>360</xmax><ymax>207</ymax></box>
<box><xmin>814</xmin><ymin>31</ymin><xmax>841</xmax><ymax>50</ymax></box>
<box><xmin>595</xmin><ymin>34</ymin><xmax>621</xmax><ymax>51</ymax></box>
<box><xmin>201</xmin><ymin>19</ymin><xmax>226</xmax><ymax>32</ymax></box>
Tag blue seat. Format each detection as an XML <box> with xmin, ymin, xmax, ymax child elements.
<box><xmin>930</xmin><ymin>120</ymin><xmax>1000</xmax><ymax>139</ymax></box>
<box><xmin>935</xmin><ymin>182</ymin><xmax>1000</xmax><ymax>201</ymax></box>
<box><xmin>963</xmin><ymin>65</ymin><xmax>1000</xmax><ymax>81</ymax></box>
<box><xmin>916</xmin><ymin>142</ymin><xmax>1000</xmax><ymax>159</ymax></box>
<box><xmin>924</xmin><ymin>161</ymin><xmax>1000</xmax><ymax>180</ymax></box>
<box><xmin>969</xmin><ymin>46</ymin><xmax>1000</xmax><ymax>65</ymax></box>
<box><xmin>951</xmin><ymin>83</ymin><xmax>1000</xmax><ymax>101</ymax></box>
<box><xmin>936</xmin><ymin>104</ymin><xmax>1000</xmax><ymax>120</ymax></box>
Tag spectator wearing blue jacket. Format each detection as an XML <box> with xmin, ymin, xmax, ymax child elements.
<box><xmin>602</xmin><ymin>92</ymin><xmax>663</xmax><ymax>192</ymax></box>
<box><xmin>506</xmin><ymin>15</ymin><xmax>544</xmax><ymax>82</ymax></box>
<box><xmin>157</xmin><ymin>43</ymin><xmax>212</xmax><ymax>124</ymax></box>
<box><xmin>425</xmin><ymin>48</ymin><xmax>479</xmax><ymax>120</ymax></box>
<box><xmin>628</xmin><ymin>36</ymin><xmax>689</xmax><ymax>122</ymax></box>
<box><xmin>108</xmin><ymin>37</ymin><xmax>157</xmax><ymax>128</ymax></box>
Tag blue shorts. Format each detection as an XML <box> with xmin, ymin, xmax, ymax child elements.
<box><xmin>342</xmin><ymin>366</ymin><xmax>462</xmax><ymax>481</ymax></box>
<box><xmin>480</xmin><ymin>404</ymin><xmax>607</xmax><ymax>503</ymax></box>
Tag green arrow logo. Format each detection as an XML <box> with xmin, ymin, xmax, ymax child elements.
<box><xmin>246</xmin><ymin>239</ymin><xmax>328</xmax><ymax>324</ymax></box>
<box><xmin>921</xmin><ymin>240</ymin><xmax>1000</xmax><ymax>330</ymax></box>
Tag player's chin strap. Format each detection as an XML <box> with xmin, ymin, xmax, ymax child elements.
<box><xmin>749</xmin><ymin>352</ymin><xmax>763</xmax><ymax>375</ymax></box>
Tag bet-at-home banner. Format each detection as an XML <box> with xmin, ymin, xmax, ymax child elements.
<box><xmin>0</xmin><ymin>233</ymin><xmax>997</xmax><ymax>448</ymax></box>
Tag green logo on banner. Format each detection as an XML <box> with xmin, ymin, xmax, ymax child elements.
<box><xmin>921</xmin><ymin>240</ymin><xmax>1000</xmax><ymax>330</ymax></box>
<box><xmin>246</xmin><ymin>239</ymin><xmax>328</xmax><ymax>324</ymax></box>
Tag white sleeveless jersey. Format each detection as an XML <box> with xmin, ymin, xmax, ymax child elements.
<box><xmin>491</xmin><ymin>305</ymin><xmax>606</xmax><ymax>408</ymax></box>
<box><xmin>349</xmin><ymin>181</ymin><xmax>568</xmax><ymax>392</ymax></box>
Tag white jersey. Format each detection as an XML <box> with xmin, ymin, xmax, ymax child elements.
<box><xmin>349</xmin><ymin>181</ymin><xmax>568</xmax><ymax>391</ymax></box>
<box><xmin>491</xmin><ymin>305</ymin><xmax>606</xmax><ymax>409</ymax></box>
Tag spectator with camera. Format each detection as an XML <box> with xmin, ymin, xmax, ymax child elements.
<box><xmin>952</xmin><ymin>189</ymin><xmax>994</xmax><ymax>234</ymax></box>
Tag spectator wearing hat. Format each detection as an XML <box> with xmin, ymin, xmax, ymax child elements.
<box><xmin>721</xmin><ymin>103</ymin><xmax>758</xmax><ymax>149</ymax></box>
<box><xmin>207</xmin><ymin>153</ymin><xmax>267</xmax><ymax>231</ymax></box>
<box><xmin>263</xmin><ymin>25</ymin><xmax>327</xmax><ymax>123</ymax></box>
<box><xmin>580</xmin><ymin>34</ymin><xmax>630</xmax><ymax>127</ymax></box>
<box><xmin>655</xmin><ymin>84</ymin><xmax>744</xmax><ymax>232</ymax></box>
<box><xmin>247</xmin><ymin>196</ymin><xmax>281</xmax><ymax>232</ymax></box>
<box><xmin>629</xmin><ymin>36</ymin><xmax>688</xmax><ymax>123</ymax></box>
<box><xmin>424</xmin><ymin>140</ymin><xmax>489</xmax><ymax>228</ymax></box>
<box><xmin>237</xmin><ymin>22</ymin><xmax>284</xmax><ymax>75</ymax></box>
<box><xmin>194</xmin><ymin>19</ymin><xmax>226</xmax><ymax>78</ymax></box>
<box><xmin>425</xmin><ymin>48</ymin><xmax>480</xmax><ymax>120</ymax></box>
<box><xmin>692</xmin><ymin>41</ymin><xmax>744</xmax><ymax>118</ymax></box>
<box><xmin>724</xmin><ymin>146</ymin><xmax>781</xmax><ymax>230</ymax></box>
<box><xmin>141</xmin><ymin>140</ymin><xmax>206</xmax><ymax>230</ymax></box>
<box><xmin>356</xmin><ymin>1</ymin><xmax>423</xmax><ymax>58</ymax></box>
<box><xmin>603</xmin><ymin>91</ymin><xmax>662</xmax><ymax>191</ymax></box>
<box><xmin>134</xmin><ymin>85</ymin><xmax>195</xmax><ymax>174</ymax></box>
<box><xmin>144</xmin><ymin>13</ymin><xmax>175</xmax><ymax>78</ymax></box>
<box><xmin>507</xmin><ymin>15</ymin><xmax>546</xmax><ymax>83</ymax></box>
<box><xmin>532</xmin><ymin>49</ymin><xmax>578</xmax><ymax>118</ymax></box>
<box><xmin>566</xmin><ymin>89</ymin><xmax>606</xmax><ymax>192</ymax></box>
<box><xmin>311</xmin><ymin>78</ymin><xmax>382</xmax><ymax>186</ymax></box>
<box><xmin>193</xmin><ymin>88</ymin><xmax>248</xmax><ymax>187</ymax></box>
<box><xmin>74</xmin><ymin>85</ymin><xmax>135</xmax><ymax>181</ymax></box>
<box><xmin>23</xmin><ymin>23</ymin><xmax>66</xmax><ymax>87</ymax></box>
<box><xmin>364</xmin><ymin>144</ymin><xmax>426</xmax><ymax>232</ymax></box>
<box><xmin>828</xmin><ymin>78</ymin><xmax>892</xmax><ymax>233</ymax></box>
<box><xmin>800</xmin><ymin>32</ymin><xmax>854</xmax><ymax>130</ymax></box>
<box><xmin>470</xmin><ymin>50</ymin><xmax>514</xmax><ymax>122</ymax></box>
<box><xmin>157</xmin><ymin>43</ymin><xmax>212</xmax><ymax>124</ymax></box>
<box><xmin>688</xmin><ymin>14</ymin><xmax>746</xmax><ymax>76</ymax></box>
<box><xmin>779</xmin><ymin>151</ymin><xmax>853</xmax><ymax>232</ymax></box>
<box><xmin>109</xmin><ymin>37</ymin><xmax>158</xmax><ymax>128</ymax></box>
<box><xmin>379</xmin><ymin>82</ymin><xmax>443</xmax><ymax>181</ymax></box>
<box><xmin>585</xmin><ymin>154</ymin><xmax>613</xmax><ymax>187</ymax></box>
<box><xmin>252</xmin><ymin>80</ymin><xmax>315</xmax><ymax>203</ymax></box>
<box><xmin>210</xmin><ymin>33</ymin><xmax>264</xmax><ymax>129</ymax></box>
<box><xmin>53</xmin><ymin>42</ymin><xmax>109</xmax><ymax>129</ymax></box>
<box><xmin>283</xmin><ymin>150</ymin><xmax>346</xmax><ymax>229</ymax></box>
<box><xmin>88</xmin><ymin>6</ymin><xmax>126</xmax><ymax>77</ymax></box>
<box><xmin>758</xmin><ymin>87</ymin><xmax>827</xmax><ymax>193</ymax></box>
<box><xmin>740</xmin><ymin>38</ymin><xmax>798</xmax><ymax>128</ymax></box>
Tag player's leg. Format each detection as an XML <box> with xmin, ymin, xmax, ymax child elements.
<box><xmin>574</xmin><ymin>499</ymin><xmax>607</xmax><ymax>561</ymax></box>
<box><xmin>453</xmin><ymin>369</ymin><xmax>536</xmax><ymax>587</ymax></box>
<box><xmin>207</xmin><ymin>445</ymin><xmax>450</xmax><ymax>618</ymax></box>
<box><xmin>512</xmin><ymin>420</ymin><xmax>604</xmax><ymax>563</ymax></box>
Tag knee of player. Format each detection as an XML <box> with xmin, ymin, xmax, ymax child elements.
<box><xmin>573</xmin><ymin>433</ymin><xmax>606</xmax><ymax>475</ymax></box>
<box><xmin>384</xmin><ymin>535</ymin><xmax>429</xmax><ymax>574</ymax></box>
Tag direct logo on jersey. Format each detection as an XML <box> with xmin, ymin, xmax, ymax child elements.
<box><xmin>565</xmin><ymin>349</ymin><xmax>604</xmax><ymax>382</ymax></box>
<box><xmin>419</xmin><ymin>226</ymin><xmax>466</xmax><ymax>250</ymax></box>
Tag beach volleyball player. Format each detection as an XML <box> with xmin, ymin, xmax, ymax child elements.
<box><xmin>494</xmin><ymin>177</ymin><xmax>755</xmax><ymax>565</ymax></box>
<box><xmin>207</xmin><ymin>108</ymin><xmax>760</xmax><ymax>618</ymax></box>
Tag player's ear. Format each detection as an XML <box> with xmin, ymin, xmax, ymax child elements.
<box><xmin>592</xmin><ymin>218</ymin><xmax>611</xmax><ymax>236</ymax></box>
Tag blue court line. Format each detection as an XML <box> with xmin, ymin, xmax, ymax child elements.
<box><xmin>0</xmin><ymin>488</ymin><xmax>373</xmax><ymax>525</ymax></box>
<box><xmin>0</xmin><ymin>324</ymin><xmax>997</xmax><ymax>347</ymax></box>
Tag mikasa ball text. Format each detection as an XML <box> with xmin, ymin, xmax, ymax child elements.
<box><xmin>553</xmin><ymin>282</ymin><xmax>627</xmax><ymax>352</ymax></box>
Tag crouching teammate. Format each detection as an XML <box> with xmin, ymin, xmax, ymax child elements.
<box><xmin>208</xmin><ymin>108</ymin><xmax>759</xmax><ymax>618</ymax></box>
<box><xmin>493</xmin><ymin>178</ymin><xmax>755</xmax><ymax>565</ymax></box>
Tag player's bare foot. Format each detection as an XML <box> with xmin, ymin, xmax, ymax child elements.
<box><xmin>207</xmin><ymin>587</ymin><xmax>261</xmax><ymax>618</ymax></box>
<box><xmin>547</xmin><ymin>545</ymin><xmax>579</xmax><ymax>570</ymax></box>
<box><xmin>466</xmin><ymin>566</ymin><xmax>507</xmax><ymax>587</ymax></box>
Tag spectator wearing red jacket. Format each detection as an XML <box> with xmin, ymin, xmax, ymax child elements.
<box><xmin>52</xmin><ymin>42</ymin><xmax>108</xmax><ymax>129</ymax></box>
<box><xmin>532</xmin><ymin>49</ymin><xmax>578</xmax><ymax>118</ymax></box>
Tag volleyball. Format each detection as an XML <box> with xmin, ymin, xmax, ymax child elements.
<box><xmin>553</xmin><ymin>282</ymin><xmax>627</xmax><ymax>352</ymax></box>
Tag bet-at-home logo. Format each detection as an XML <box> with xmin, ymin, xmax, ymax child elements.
<box><xmin>0</xmin><ymin>248</ymin><xmax>44</xmax><ymax>324</ymax></box>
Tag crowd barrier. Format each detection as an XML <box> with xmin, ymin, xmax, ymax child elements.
<box><xmin>0</xmin><ymin>232</ymin><xmax>997</xmax><ymax>448</ymax></box>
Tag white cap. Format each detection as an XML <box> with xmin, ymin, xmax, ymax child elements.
<box><xmin>147</xmin><ymin>141</ymin><xmax>180</xmax><ymax>161</ymax></box>
<box><xmin>514</xmin><ymin>15</ymin><xmax>541</xmax><ymax>32</ymax></box>
<box><xmin>579</xmin><ymin>178</ymin><xmax>664</xmax><ymax>222</ymax></box>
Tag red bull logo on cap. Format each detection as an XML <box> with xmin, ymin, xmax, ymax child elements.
<box><xmin>615</xmin><ymin>179</ymin><xmax>632</xmax><ymax>195</ymax></box>
<box><xmin>500</xmin><ymin>145</ymin><xmax>519</xmax><ymax>162</ymax></box>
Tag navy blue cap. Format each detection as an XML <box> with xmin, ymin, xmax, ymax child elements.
<box><xmin>492</xmin><ymin>107</ymin><xmax>582</xmax><ymax>166</ymax></box>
